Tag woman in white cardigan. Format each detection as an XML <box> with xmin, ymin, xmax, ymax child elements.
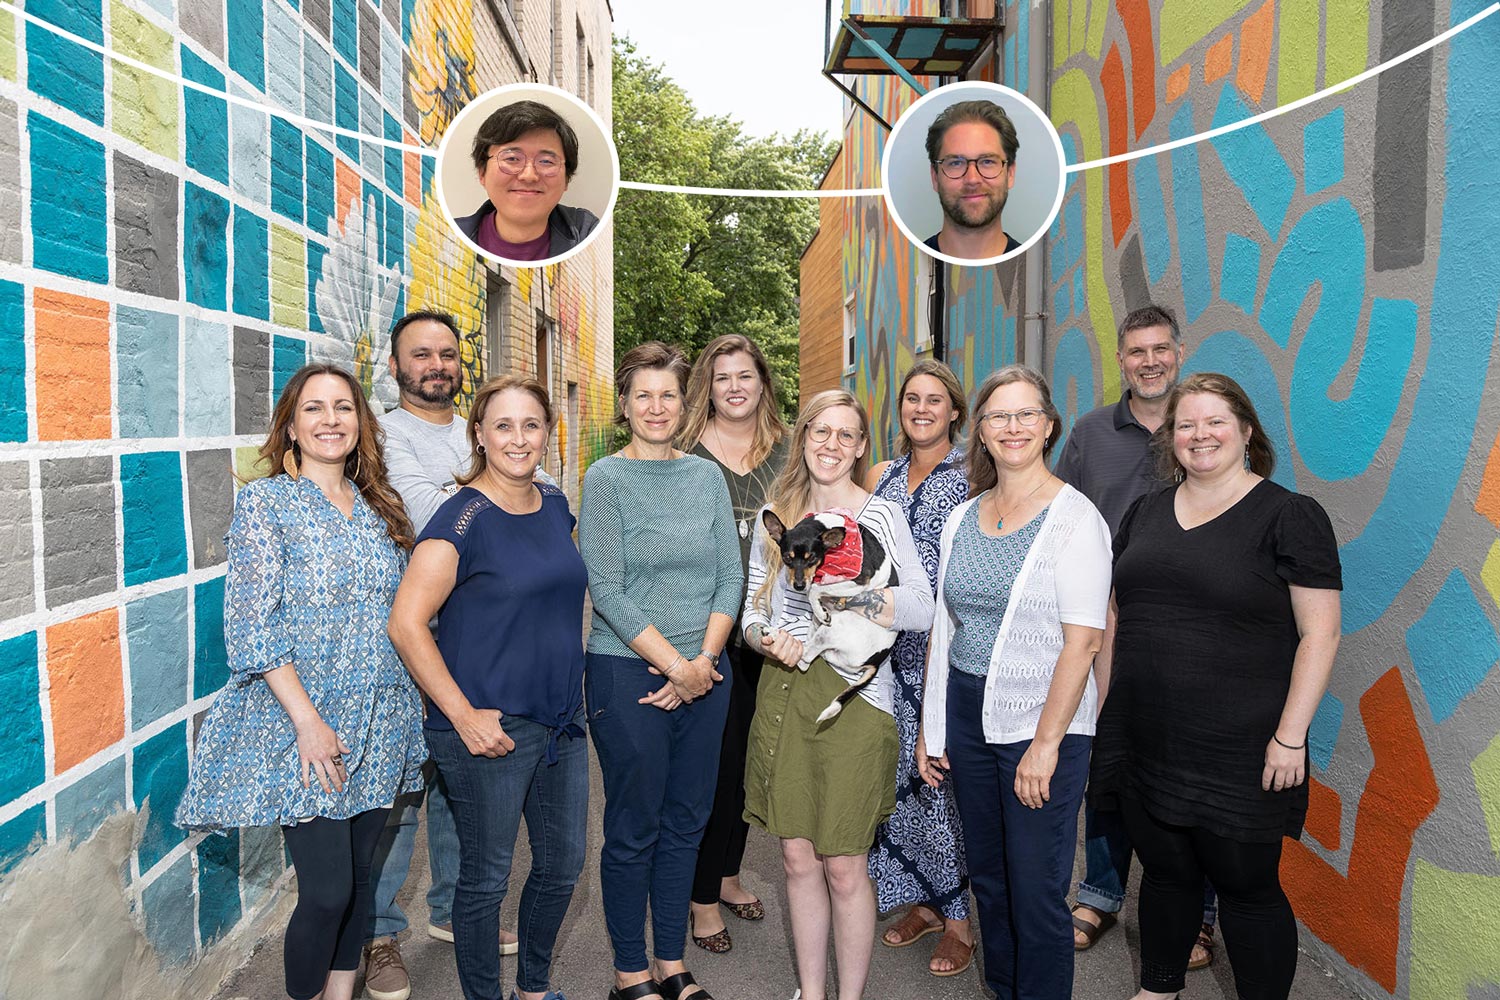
<box><xmin>916</xmin><ymin>365</ymin><xmax>1112</xmax><ymax>1000</ymax></box>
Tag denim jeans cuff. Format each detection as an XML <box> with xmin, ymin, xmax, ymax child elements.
<box><xmin>1075</xmin><ymin>884</ymin><xmax>1125</xmax><ymax>913</ymax></box>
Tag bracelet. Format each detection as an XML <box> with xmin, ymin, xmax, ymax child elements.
<box><xmin>661</xmin><ymin>654</ymin><xmax>686</xmax><ymax>676</ymax></box>
<box><xmin>1272</xmin><ymin>733</ymin><xmax>1306</xmax><ymax>750</ymax></box>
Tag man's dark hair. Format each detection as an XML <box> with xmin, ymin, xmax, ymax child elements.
<box><xmin>1116</xmin><ymin>303</ymin><xmax>1182</xmax><ymax>348</ymax></box>
<box><xmin>389</xmin><ymin>311</ymin><xmax>461</xmax><ymax>356</ymax></box>
<box><xmin>469</xmin><ymin>100</ymin><xmax>580</xmax><ymax>179</ymax></box>
<box><xmin>925</xmin><ymin>99</ymin><xmax>1020</xmax><ymax>166</ymax></box>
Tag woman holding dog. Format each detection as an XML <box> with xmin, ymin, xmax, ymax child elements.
<box><xmin>578</xmin><ymin>341</ymin><xmax>744</xmax><ymax>1000</ymax></box>
<box><xmin>678</xmin><ymin>334</ymin><xmax>790</xmax><ymax>953</ymax></box>
<box><xmin>918</xmin><ymin>365</ymin><xmax>1112</xmax><ymax>1000</ymax></box>
<box><xmin>1089</xmin><ymin>373</ymin><xmax>1341</xmax><ymax>1000</ymax></box>
<box><xmin>741</xmin><ymin>389</ymin><xmax>935</xmax><ymax>1000</ymax></box>
<box><xmin>388</xmin><ymin>375</ymin><xmax>588</xmax><ymax>1000</ymax></box>
<box><xmin>862</xmin><ymin>360</ymin><xmax>974</xmax><ymax>977</ymax></box>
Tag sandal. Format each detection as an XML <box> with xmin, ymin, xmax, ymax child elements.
<box><xmin>608</xmin><ymin>982</ymin><xmax>662</xmax><ymax>1000</ymax></box>
<box><xmin>720</xmin><ymin>897</ymin><xmax>764</xmax><ymax>921</ymax></box>
<box><xmin>691</xmin><ymin>921</ymin><xmax>732</xmax><ymax>954</ymax></box>
<box><xmin>1071</xmin><ymin>903</ymin><xmax>1118</xmax><ymax>950</ymax></box>
<box><xmin>1188</xmin><ymin>921</ymin><xmax>1216</xmax><ymax>970</ymax></box>
<box><xmin>658</xmin><ymin>971</ymin><xmax>714</xmax><ymax>1000</ymax></box>
<box><xmin>928</xmin><ymin>929</ymin><xmax>974</xmax><ymax>977</ymax></box>
<box><xmin>882</xmin><ymin>906</ymin><xmax>944</xmax><ymax>948</ymax></box>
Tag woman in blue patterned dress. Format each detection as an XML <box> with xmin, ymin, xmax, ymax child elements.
<box><xmin>178</xmin><ymin>364</ymin><xmax>427</xmax><ymax>1000</ymax></box>
<box><xmin>863</xmin><ymin>360</ymin><xmax>974</xmax><ymax>977</ymax></box>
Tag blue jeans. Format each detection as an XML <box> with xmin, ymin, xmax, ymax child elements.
<box><xmin>1079</xmin><ymin>805</ymin><xmax>1219</xmax><ymax>926</ymax></box>
<box><xmin>946</xmin><ymin>670</ymin><xmax>1090</xmax><ymax>1000</ymax></box>
<box><xmin>426</xmin><ymin>715</ymin><xmax>589</xmax><ymax>999</ymax></box>
<box><xmin>367</xmin><ymin>762</ymin><xmax>461</xmax><ymax>939</ymax></box>
<box><xmin>586</xmin><ymin>651</ymin><xmax>731</xmax><ymax>972</ymax></box>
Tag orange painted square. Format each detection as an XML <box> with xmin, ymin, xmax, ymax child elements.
<box><xmin>335</xmin><ymin>157</ymin><xmax>360</xmax><ymax>230</ymax></box>
<box><xmin>34</xmin><ymin>288</ymin><xmax>111</xmax><ymax>441</ymax></box>
<box><xmin>1477</xmin><ymin>430</ymin><xmax>1500</xmax><ymax>528</ymax></box>
<box><xmin>1204</xmin><ymin>33</ymin><xmax>1234</xmax><ymax>83</ymax></box>
<box><xmin>404</xmin><ymin>130</ymin><xmax>422</xmax><ymax>207</ymax></box>
<box><xmin>1236</xmin><ymin>0</ymin><xmax>1276</xmax><ymax>104</ymax></box>
<box><xmin>47</xmin><ymin>608</ymin><xmax>125</xmax><ymax>774</ymax></box>
<box><xmin>1166</xmin><ymin>63</ymin><xmax>1193</xmax><ymax>103</ymax></box>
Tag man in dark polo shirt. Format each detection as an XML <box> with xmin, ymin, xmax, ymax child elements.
<box><xmin>1055</xmin><ymin>304</ymin><xmax>1217</xmax><ymax>969</ymax></box>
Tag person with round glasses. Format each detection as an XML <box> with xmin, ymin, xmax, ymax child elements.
<box><xmin>455</xmin><ymin>99</ymin><xmax>599</xmax><ymax>262</ymax></box>
<box><xmin>924</xmin><ymin>99</ymin><xmax>1021</xmax><ymax>261</ymax></box>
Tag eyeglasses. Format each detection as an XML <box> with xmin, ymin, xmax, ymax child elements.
<box><xmin>977</xmin><ymin>408</ymin><xmax>1045</xmax><ymax>428</ymax></box>
<box><xmin>932</xmin><ymin>155</ymin><xmax>1009</xmax><ymax>180</ymax></box>
<box><xmin>488</xmin><ymin>150</ymin><xmax>564</xmax><ymax>178</ymax></box>
<box><xmin>807</xmin><ymin>423</ymin><xmax>863</xmax><ymax>447</ymax></box>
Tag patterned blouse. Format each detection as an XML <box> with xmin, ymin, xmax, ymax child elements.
<box><xmin>177</xmin><ymin>475</ymin><xmax>426</xmax><ymax>830</ymax></box>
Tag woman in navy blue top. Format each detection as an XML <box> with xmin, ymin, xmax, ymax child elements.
<box><xmin>389</xmin><ymin>375</ymin><xmax>587</xmax><ymax>1000</ymax></box>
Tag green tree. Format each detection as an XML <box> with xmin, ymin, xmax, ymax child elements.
<box><xmin>613</xmin><ymin>40</ymin><xmax>838</xmax><ymax>419</ymax></box>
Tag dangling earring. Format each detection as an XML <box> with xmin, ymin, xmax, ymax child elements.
<box><xmin>1243</xmin><ymin>445</ymin><xmax>1251</xmax><ymax>471</ymax></box>
<box><xmin>350</xmin><ymin>450</ymin><xmax>362</xmax><ymax>481</ymax></box>
<box><xmin>1174</xmin><ymin>465</ymin><xmax>1184</xmax><ymax>484</ymax></box>
<box><xmin>283</xmin><ymin>445</ymin><xmax>300</xmax><ymax>479</ymax></box>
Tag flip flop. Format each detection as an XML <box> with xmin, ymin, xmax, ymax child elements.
<box><xmin>1071</xmin><ymin>903</ymin><xmax>1118</xmax><ymax>950</ymax></box>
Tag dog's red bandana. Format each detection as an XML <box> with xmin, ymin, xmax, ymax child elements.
<box><xmin>807</xmin><ymin>508</ymin><xmax>863</xmax><ymax>584</ymax></box>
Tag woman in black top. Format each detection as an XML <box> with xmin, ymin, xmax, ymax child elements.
<box><xmin>1089</xmin><ymin>373</ymin><xmax>1341</xmax><ymax>1000</ymax></box>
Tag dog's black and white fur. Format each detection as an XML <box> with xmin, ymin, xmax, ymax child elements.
<box><xmin>760</xmin><ymin>509</ymin><xmax>899</xmax><ymax>722</ymax></box>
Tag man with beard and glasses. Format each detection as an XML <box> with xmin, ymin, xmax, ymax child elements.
<box><xmin>362</xmin><ymin>311</ymin><xmax>523</xmax><ymax>1000</ymax></box>
<box><xmin>924</xmin><ymin>100</ymin><xmax>1021</xmax><ymax>261</ymax></box>
<box><xmin>1051</xmin><ymin>304</ymin><xmax>1222</xmax><ymax>974</ymax></box>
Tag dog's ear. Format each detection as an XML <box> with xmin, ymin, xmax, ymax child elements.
<box><xmin>762</xmin><ymin>509</ymin><xmax>786</xmax><ymax>543</ymax></box>
<box><xmin>820</xmin><ymin>526</ymin><xmax>846</xmax><ymax>548</ymax></box>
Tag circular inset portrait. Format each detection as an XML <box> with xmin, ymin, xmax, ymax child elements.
<box><xmin>437</xmin><ymin>83</ymin><xmax>619</xmax><ymax>267</ymax></box>
<box><xmin>881</xmin><ymin>81</ymin><xmax>1066</xmax><ymax>267</ymax></box>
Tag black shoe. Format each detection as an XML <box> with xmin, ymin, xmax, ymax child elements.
<box><xmin>658</xmin><ymin>972</ymin><xmax>714</xmax><ymax>1000</ymax></box>
<box><xmin>608</xmin><ymin>981</ymin><xmax>661</xmax><ymax>1000</ymax></box>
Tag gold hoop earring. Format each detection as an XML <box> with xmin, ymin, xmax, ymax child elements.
<box><xmin>283</xmin><ymin>447</ymin><xmax>300</xmax><ymax>479</ymax></box>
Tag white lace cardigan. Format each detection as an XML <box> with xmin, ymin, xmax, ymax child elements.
<box><xmin>922</xmin><ymin>483</ymin><xmax>1112</xmax><ymax>753</ymax></box>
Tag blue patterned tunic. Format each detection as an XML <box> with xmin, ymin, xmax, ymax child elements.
<box><xmin>177</xmin><ymin>475</ymin><xmax>427</xmax><ymax>830</ymax></box>
<box><xmin>868</xmin><ymin>447</ymin><xmax>971</xmax><ymax>919</ymax></box>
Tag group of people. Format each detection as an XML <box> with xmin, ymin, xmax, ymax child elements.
<box><xmin>176</xmin><ymin>303</ymin><xmax>1341</xmax><ymax>1000</ymax></box>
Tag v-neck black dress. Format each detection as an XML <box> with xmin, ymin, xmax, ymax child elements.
<box><xmin>1088</xmin><ymin>479</ymin><xmax>1341</xmax><ymax>843</ymax></box>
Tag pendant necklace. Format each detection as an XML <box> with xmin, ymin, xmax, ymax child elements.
<box><xmin>993</xmin><ymin>476</ymin><xmax>1050</xmax><ymax>532</ymax></box>
<box><xmin>714</xmin><ymin>423</ymin><xmax>757</xmax><ymax>539</ymax></box>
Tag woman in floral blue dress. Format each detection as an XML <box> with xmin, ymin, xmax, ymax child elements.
<box><xmin>864</xmin><ymin>360</ymin><xmax>974</xmax><ymax>977</ymax></box>
<box><xmin>178</xmin><ymin>364</ymin><xmax>427</xmax><ymax>1000</ymax></box>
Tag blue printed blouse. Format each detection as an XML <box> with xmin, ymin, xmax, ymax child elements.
<box><xmin>177</xmin><ymin>475</ymin><xmax>426</xmax><ymax>830</ymax></box>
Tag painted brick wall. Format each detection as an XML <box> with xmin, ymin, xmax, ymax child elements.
<box><xmin>819</xmin><ymin>1</ymin><xmax>1500</xmax><ymax>997</ymax></box>
<box><xmin>0</xmin><ymin>0</ymin><xmax>612</xmax><ymax>974</ymax></box>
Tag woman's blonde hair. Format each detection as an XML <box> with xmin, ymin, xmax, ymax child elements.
<box><xmin>455</xmin><ymin>375</ymin><xmax>555</xmax><ymax>486</ymax></box>
<box><xmin>751</xmin><ymin>389</ymin><xmax>870</xmax><ymax>615</ymax></box>
<box><xmin>677</xmin><ymin>334</ymin><xmax>787</xmax><ymax>467</ymax></box>
<box><xmin>893</xmin><ymin>359</ymin><xmax>969</xmax><ymax>456</ymax></box>
<box><xmin>965</xmin><ymin>364</ymin><xmax>1061</xmax><ymax>496</ymax></box>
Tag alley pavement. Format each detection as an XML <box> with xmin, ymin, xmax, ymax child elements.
<box><xmin>213</xmin><ymin>755</ymin><xmax>1368</xmax><ymax>1000</ymax></box>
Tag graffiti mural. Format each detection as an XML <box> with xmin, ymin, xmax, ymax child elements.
<box><xmin>836</xmin><ymin>0</ymin><xmax>1500</xmax><ymax>995</ymax></box>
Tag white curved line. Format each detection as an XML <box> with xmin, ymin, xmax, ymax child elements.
<box><xmin>619</xmin><ymin>180</ymin><xmax>883</xmax><ymax>198</ymax></box>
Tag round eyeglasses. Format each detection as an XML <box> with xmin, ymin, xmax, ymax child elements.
<box><xmin>489</xmin><ymin>150</ymin><xmax>564</xmax><ymax>178</ymax></box>
<box><xmin>977</xmin><ymin>408</ymin><xmax>1045</xmax><ymax>428</ymax></box>
<box><xmin>932</xmin><ymin>155</ymin><xmax>1009</xmax><ymax>180</ymax></box>
<box><xmin>807</xmin><ymin>423</ymin><xmax>863</xmax><ymax>447</ymax></box>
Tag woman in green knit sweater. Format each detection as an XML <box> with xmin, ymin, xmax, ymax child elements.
<box><xmin>578</xmin><ymin>341</ymin><xmax>744</xmax><ymax>1000</ymax></box>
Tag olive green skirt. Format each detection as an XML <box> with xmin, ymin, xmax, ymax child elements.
<box><xmin>744</xmin><ymin>656</ymin><xmax>898</xmax><ymax>856</ymax></box>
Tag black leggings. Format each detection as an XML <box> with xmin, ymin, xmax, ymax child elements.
<box><xmin>1122</xmin><ymin>798</ymin><xmax>1296</xmax><ymax>999</ymax></box>
<box><xmin>281</xmin><ymin>809</ymin><xmax>390</xmax><ymax>1000</ymax></box>
<box><xmin>691</xmin><ymin>641</ymin><xmax>763</xmax><ymax>905</ymax></box>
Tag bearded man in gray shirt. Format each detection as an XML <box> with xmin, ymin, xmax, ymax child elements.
<box><xmin>1053</xmin><ymin>304</ymin><xmax>1220</xmax><ymax>973</ymax></box>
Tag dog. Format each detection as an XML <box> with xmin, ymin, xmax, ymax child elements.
<box><xmin>760</xmin><ymin>508</ymin><xmax>899</xmax><ymax>722</ymax></box>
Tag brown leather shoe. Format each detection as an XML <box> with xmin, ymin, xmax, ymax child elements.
<box><xmin>363</xmin><ymin>938</ymin><xmax>412</xmax><ymax>1000</ymax></box>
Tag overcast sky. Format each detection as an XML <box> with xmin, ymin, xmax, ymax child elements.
<box><xmin>612</xmin><ymin>1</ymin><xmax>848</xmax><ymax>140</ymax></box>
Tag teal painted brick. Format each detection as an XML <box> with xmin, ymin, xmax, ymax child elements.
<box><xmin>193</xmin><ymin>576</ymin><xmax>228</xmax><ymax>698</ymax></box>
<box><xmin>127</xmin><ymin>589</ymin><xmax>190</xmax><ymax>729</ymax></box>
<box><xmin>0</xmin><ymin>280</ymin><xmax>23</xmax><ymax>442</ymax></box>
<box><xmin>55</xmin><ymin>755</ymin><xmax>126</xmax><ymax>844</ymax></box>
<box><xmin>232</xmin><ymin>209</ymin><xmax>270</xmax><ymax>320</ymax></box>
<box><xmin>273</xmin><ymin>335</ymin><xmax>307</xmax><ymax>399</ymax></box>
<box><xmin>28</xmin><ymin>113</ymin><xmax>108</xmax><ymax>283</ymax></box>
<box><xmin>132</xmin><ymin>722</ymin><xmax>188</xmax><ymax>871</ymax></box>
<box><xmin>116</xmin><ymin>307</ymin><xmax>180</xmax><ymax>439</ymax></box>
<box><xmin>121</xmin><ymin>452</ymin><xmax>188</xmax><ymax>587</ymax></box>
<box><xmin>26</xmin><ymin>0</ymin><xmax>105</xmax><ymax>124</ymax></box>
<box><xmin>141</xmin><ymin>852</ymin><xmax>195</xmax><ymax>963</ymax></box>
<box><xmin>182</xmin><ymin>47</ymin><xmax>230</xmax><ymax>185</ymax></box>
<box><xmin>184</xmin><ymin>183</ymin><xmax>230</xmax><ymax>310</ymax></box>
<box><xmin>0</xmin><ymin>633</ymin><xmax>44</xmax><ymax>803</ymax></box>
<box><xmin>226</xmin><ymin>0</ymin><xmax>265</xmax><ymax>90</ymax></box>
<box><xmin>197</xmin><ymin>829</ymin><xmax>241</xmax><ymax>945</ymax></box>
<box><xmin>0</xmin><ymin>804</ymin><xmax>44</xmax><ymax>874</ymax></box>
